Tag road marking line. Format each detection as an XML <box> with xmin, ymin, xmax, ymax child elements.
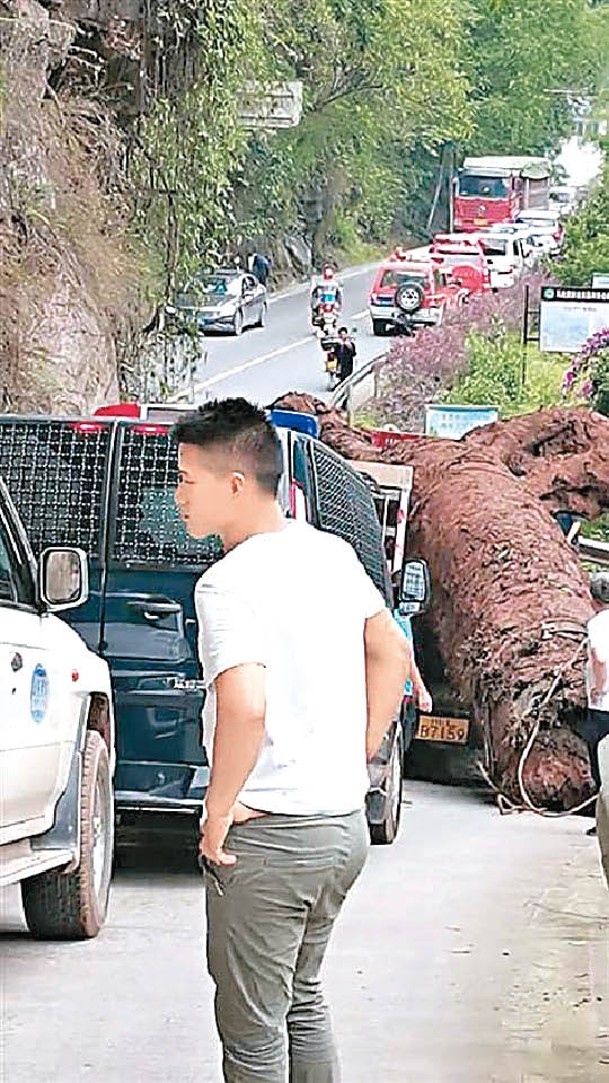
<box><xmin>195</xmin><ymin>335</ymin><xmax>313</xmax><ymax>391</ymax></box>
<box><xmin>196</xmin><ymin>309</ymin><xmax>372</xmax><ymax>391</ymax></box>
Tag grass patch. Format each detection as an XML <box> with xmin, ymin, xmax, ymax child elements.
<box><xmin>444</xmin><ymin>330</ymin><xmax>566</xmax><ymax>418</ymax></box>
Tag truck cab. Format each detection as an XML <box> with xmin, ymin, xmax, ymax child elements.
<box><xmin>454</xmin><ymin>156</ymin><xmax>551</xmax><ymax>232</ymax></box>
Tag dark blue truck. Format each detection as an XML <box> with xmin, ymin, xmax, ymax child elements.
<box><xmin>0</xmin><ymin>409</ymin><xmax>428</xmax><ymax>845</ymax></box>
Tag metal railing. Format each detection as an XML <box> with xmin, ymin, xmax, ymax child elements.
<box><xmin>580</xmin><ymin>537</ymin><xmax>609</xmax><ymax>567</ymax></box>
<box><xmin>330</xmin><ymin>354</ymin><xmax>386</xmax><ymax>417</ymax></box>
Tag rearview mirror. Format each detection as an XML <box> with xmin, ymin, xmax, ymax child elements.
<box><xmin>39</xmin><ymin>547</ymin><xmax>89</xmax><ymax>611</ymax></box>
<box><xmin>399</xmin><ymin>559</ymin><xmax>431</xmax><ymax>617</ymax></box>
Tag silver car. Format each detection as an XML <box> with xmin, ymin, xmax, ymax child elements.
<box><xmin>172</xmin><ymin>269</ymin><xmax>267</xmax><ymax>336</ymax></box>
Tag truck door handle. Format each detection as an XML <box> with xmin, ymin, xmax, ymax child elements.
<box><xmin>128</xmin><ymin>599</ymin><xmax>181</xmax><ymax>622</ymax></box>
<box><xmin>11</xmin><ymin>652</ymin><xmax>23</xmax><ymax>672</ymax></box>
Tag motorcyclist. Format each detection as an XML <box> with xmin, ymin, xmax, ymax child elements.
<box><xmin>311</xmin><ymin>265</ymin><xmax>343</xmax><ymax>326</ymax></box>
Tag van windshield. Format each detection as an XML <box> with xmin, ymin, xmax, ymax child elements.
<box><xmin>480</xmin><ymin>238</ymin><xmax>508</xmax><ymax>257</ymax></box>
<box><xmin>458</xmin><ymin>175</ymin><xmax>508</xmax><ymax>199</ymax></box>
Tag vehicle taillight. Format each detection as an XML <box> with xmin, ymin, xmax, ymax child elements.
<box><xmin>132</xmin><ymin>423</ymin><xmax>169</xmax><ymax>436</ymax></box>
<box><xmin>70</xmin><ymin>421</ymin><xmax>106</xmax><ymax>435</ymax></box>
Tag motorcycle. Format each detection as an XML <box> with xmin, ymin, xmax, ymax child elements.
<box><xmin>310</xmin><ymin>277</ymin><xmax>342</xmax><ymax>330</ymax></box>
<box><xmin>320</xmin><ymin>334</ymin><xmax>340</xmax><ymax>390</ymax></box>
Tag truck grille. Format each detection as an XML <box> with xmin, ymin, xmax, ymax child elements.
<box><xmin>0</xmin><ymin>420</ymin><xmax>110</xmax><ymax>556</ymax></box>
<box><xmin>311</xmin><ymin>443</ymin><xmax>388</xmax><ymax>596</ymax></box>
<box><xmin>112</xmin><ymin>428</ymin><xmax>220</xmax><ymax>566</ymax></box>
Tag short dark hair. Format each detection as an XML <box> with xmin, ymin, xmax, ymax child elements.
<box><xmin>172</xmin><ymin>398</ymin><xmax>283</xmax><ymax>496</ymax></box>
<box><xmin>338</xmin><ymin>326</ymin><xmax>348</xmax><ymax>334</ymax></box>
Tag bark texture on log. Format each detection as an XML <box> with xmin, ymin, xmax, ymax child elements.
<box><xmin>273</xmin><ymin>396</ymin><xmax>609</xmax><ymax>810</ymax></box>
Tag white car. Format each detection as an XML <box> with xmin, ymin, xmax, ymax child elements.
<box><xmin>0</xmin><ymin>478</ymin><xmax>115</xmax><ymax>939</ymax></box>
<box><xmin>549</xmin><ymin>185</ymin><xmax>578</xmax><ymax>218</ymax></box>
<box><xmin>476</xmin><ymin>231</ymin><xmax>529</xmax><ymax>289</ymax></box>
<box><xmin>515</xmin><ymin>209</ymin><xmax>564</xmax><ymax>255</ymax></box>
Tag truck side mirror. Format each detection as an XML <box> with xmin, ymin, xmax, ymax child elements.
<box><xmin>399</xmin><ymin>559</ymin><xmax>431</xmax><ymax>617</ymax></box>
<box><xmin>39</xmin><ymin>547</ymin><xmax>89</xmax><ymax>611</ymax></box>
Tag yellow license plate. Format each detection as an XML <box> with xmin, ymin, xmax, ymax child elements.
<box><xmin>417</xmin><ymin>715</ymin><xmax>470</xmax><ymax>745</ymax></box>
<box><xmin>474</xmin><ymin>217</ymin><xmax>488</xmax><ymax>226</ymax></box>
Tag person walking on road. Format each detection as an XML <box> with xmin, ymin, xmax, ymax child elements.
<box><xmin>584</xmin><ymin>573</ymin><xmax>609</xmax><ymax>888</ymax></box>
<box><xmin>173</xmin><ymin>398</ymin><xmax>410</xmax><ymax>1083</ymax></box>
<box><xmin>334</xmin><ymin>327</ymin><xmax>356</xmax><ymax>384</ymax></box>
<box><xmin>252</xmin><ymin>252</ymin><xmax>271</xmax><ymax>287</ymax></box>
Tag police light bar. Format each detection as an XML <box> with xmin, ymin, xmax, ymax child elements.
<box><xmin>269</xmin><ymin>409</ymin><xmax>320</xmax><ymax>438</ymax></box>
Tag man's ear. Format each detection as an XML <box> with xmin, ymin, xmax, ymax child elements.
<box><xmin>231</xmin><ymin>471</ymin><xmax>245</xmax><ymax>496</ymax></box>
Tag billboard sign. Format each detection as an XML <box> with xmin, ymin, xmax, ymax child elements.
<box><xmin>539</xmin><ymin>285</ymin><xmax>609</xmax><ymax>353</ymax></box>
<box><xmin>424</xmin><ymin>404</ymin><xmax>499</xmax><ymax>440</ymax></box>
<box><xmin>238</xmin><ymin>82</ymin><xmax>303</xmax><ymax>130</ymax></box>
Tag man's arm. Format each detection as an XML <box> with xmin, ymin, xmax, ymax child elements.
<box><xmin>591</xmin><ymin>646</ymin><xmax>609</xmax><ymax>703</ymax></box>
<box><xmin>202</xmin><ymin>663</ymin><xmax>266</xmax><ymax>865</ymax></box>
<box><xmin>364</xmin><ymin>609</ymin><xmax>409</xmax><ymax>760</ymax></box>
<box><xmin>407</xmin><ymin>640</ymin><xmax>433</xmax><ymax>712</ymax></box>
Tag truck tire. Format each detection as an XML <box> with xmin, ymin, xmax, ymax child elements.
<box><xmin>372</xmin><ymin>319</ymin><xmax>386</xmax><ymax>336</ymax></box>
<box><xmin>369</xmin><ymin>732</ymin><xmax>403</xmax><ymax>846</ymax></box>
<box><xmin>21</xmin><ymin>731</ymin><xmax>114</xmax><ymax>940</ymax></box>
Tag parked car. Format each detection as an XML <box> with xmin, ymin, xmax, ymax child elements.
<box><xmin>0</xmin><ymin>477</ymin><xmax>115</xmax><ymax>939</ymax></box>
<box><xmin>0</xmin><ymin>410</ymin><xmax>428</xmax><ymax>846</ymax></box>
<box><xmin>548</xmin><ymin>185</ymin><xmax>578</xmax><ymax>218</ymax></box>
<box><xmin>476</xmin><ymin>230</ymin><xmax>529</xmax><ymax>289</ymax></box>
<box><xmin>514</xmin><ymin>209</ymin><xmax>564</xmax><ymax>255</ymax></box>
<box><xmin>429</xmin><ymin>233</ymin><xmax>492</xmax><ymax>296</ymax></box>
<box><xmin>369</xmin><ymin>251</ymin><xmax>469</xmax><ymax>335</ymax></box>
<box><xmin>168</xmin><ymin>269</ymin><xmax>267</xmax><ymax>335</ymax></box>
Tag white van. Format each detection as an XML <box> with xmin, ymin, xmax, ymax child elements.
<box><xmin>476</xmin><ymin>230</ymin><xmax>529</xmax><ymax>289</ymax></box>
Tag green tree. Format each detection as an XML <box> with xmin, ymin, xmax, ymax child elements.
<box><xmin>555</xmin><ymin>158</ymin><xmax>609</xmax><ymax>286</ymax></box>
<box><xmin>463</xmin><ymin>0</ymin><xmax>609</xmax><ymax>155</ymax></box>
<box><xmin>237</xmin><ymin>0</ymin><xmax>471</xmax><ymax>259</ymax></box>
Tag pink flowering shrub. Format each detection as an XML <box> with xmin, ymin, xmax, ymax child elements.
<box><xmin>373</xmin><ymin>273</ymin><xmax>549</xmax><ymax>430</ymax></box>
<box><xmin>563</xmin><ymin>328</ymin><xmax>609</xmax><ymax>416</ymax></box>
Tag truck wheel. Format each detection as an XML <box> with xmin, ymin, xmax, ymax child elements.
<box><xmin>21</xmin><ymin>731</ymin><xmax>114</xmax><ymax>940</ymax></box>
<box><xmin>369</xmin><ymin>732</ymin><xmax>403</xmax><ymax>846</ymax></box>
<box><xmin>372</xmin><ymin>319</ymin><xmax>386</xmax><ymax>336</ymax></box>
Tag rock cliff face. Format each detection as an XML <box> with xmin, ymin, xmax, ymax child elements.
<box><xmin>0</xmin><ymin>0</ymin><xmax>140</xmax><ymax>413</ymax></box>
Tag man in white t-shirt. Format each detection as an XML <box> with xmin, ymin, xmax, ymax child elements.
<box><xmin>173</xmin><ymin>398</ymin><xmax>410</xmax><ymax>1083</ymax></box>
<box><xmin>586</xmin><ymin>574</ymin><xmax>609</xmax><ymax>888</ymax></box>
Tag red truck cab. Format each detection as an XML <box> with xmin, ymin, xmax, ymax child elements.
<box><xmin>429</xmin><ymin>233</ymin><xmax>491</xmax><ymax>295</ymax></box>
<box><xmin>453</xmin><ymin>156</ymin><xmax>551</xmax><ymax>232</ymax></box>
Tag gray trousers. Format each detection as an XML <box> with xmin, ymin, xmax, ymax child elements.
<box><xmin>597</xmin><ymin>735</ymin><xmax>609</xmax><ymax>889</ymax></box>
<box><xmin>205</xmin><ymin>810</ymin><xmax>368</xmax><ymax>1083</ymax></box>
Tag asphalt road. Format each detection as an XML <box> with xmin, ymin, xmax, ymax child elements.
<box><xmin>192</xmin><ymin>263</ymin><xmax>386</xmax><ymax>404</ymax></box>
<box><xmin>2</xmin><ymin>782</ymin><xmax>607</xmax><ymax>1083</ymax></box>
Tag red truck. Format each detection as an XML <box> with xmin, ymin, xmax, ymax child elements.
<box><xmin>429</xmin><ymin>233</ymin><xmax>491</xmax><ymax>295</ymax></box>
<box><xmin>453</xmin><ymin>156</ymin><xmax>551</xmax><ymax>233</ymax></box>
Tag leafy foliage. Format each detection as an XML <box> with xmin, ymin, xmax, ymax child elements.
<box><xmin>563</xmin><ymin>327</ymin><xmax>609</xmax><ymax>415</ymax></box>
<box><xmin>373</xmin><ymin>275</ymin><xmax>565</xmax><ymax>428</ymax></box>
<box><xmin>554</xmin><ymin>158</ymin><xmax>609</xmax><ymax>287</ymax></box>
<box><xmin>462</xmin><ymin>0</ymin><xmax>609</xmax><ymax>156</ymax></box>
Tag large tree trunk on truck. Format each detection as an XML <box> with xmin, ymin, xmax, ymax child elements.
<box><xmin>273</xmin><ymin>397</ymin><xmax>609</xmax><ymax>810</ymax></box>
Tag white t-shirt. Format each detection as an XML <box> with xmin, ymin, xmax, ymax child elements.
<box><xmin>195</xmin><ymin>520</ymin><xmax>386</xmax><ymax>815</ymax></box>
<box><xmin>587</xmin><ymin>609</ymin><xmax>609</xmax><ymax>712</ymax></box>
